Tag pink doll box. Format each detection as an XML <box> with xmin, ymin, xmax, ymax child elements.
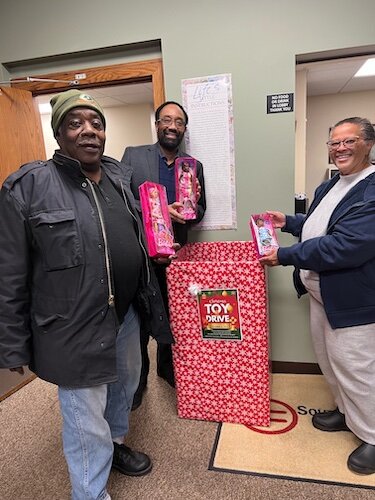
<box><xmin>175</xmin><ymin>157</ymin><xmax>197</xmax><ymax>220</ymax></box>
<box><xmin>139</xmin><ymin>181</ymin><xmax>175</xmax><ymax>258</ymax></box>
<box><xmin>166</xmin><ymin>241</ymin><xmax>270</xmax><ymax>426</ymax></box>
<box><xmin>249</xmin><ymin>213</ymin><xmax>279</xmax><ymax>258</ymax></box>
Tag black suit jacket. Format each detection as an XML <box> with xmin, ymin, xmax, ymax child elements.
<box><xmin>122</xmin><ymin>143</ymin><xmax>206</xmax><ymax>246</ymax></box>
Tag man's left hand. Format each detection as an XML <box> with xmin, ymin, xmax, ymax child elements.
<box><xmin>196</xmin><ymin>179</ymin><xmax>201</xmax><ymax>202</ymax></box>
<box><xmin>10</xmin><ymin>366</ymin><xmax>25</xmax><ymax>375</ymax></box>
<box><xmin>153</xmin><ymin>242</ymin><xmax>181</xmax><ymax>266</ymax></box>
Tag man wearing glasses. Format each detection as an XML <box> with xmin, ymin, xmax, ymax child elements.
<box><xmin>122</xmin><ymin>101</ymin><xmax>206</xmax><ymax>408</ymax></box>
<box><xmin>260</xmin><ymin>117</ymin><xmax>375</xmax><ymax>475</ymax></box>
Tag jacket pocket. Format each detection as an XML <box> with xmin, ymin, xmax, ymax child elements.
<box><xmin>29</xmin><ymin>209</ymin><xmax>82</xmax><ymax>271</ymax></box>
<box><xmin>32</xmin><ymin>311</ymin><xmax>65</xmax><ymax>335</ymax></box>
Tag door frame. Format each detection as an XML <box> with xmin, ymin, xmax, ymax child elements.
<box><xmin>10</xmin><ymin>58</ymin><xmax>165</xmax><ymax>109</ymax></box>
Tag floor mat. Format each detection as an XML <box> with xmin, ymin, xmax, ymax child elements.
<box><xmin>209</xmin><ymin>374</ymin><xmax>375</xmax><ymax>490</ymax></box>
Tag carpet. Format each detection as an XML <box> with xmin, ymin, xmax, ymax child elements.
<box><xmin>209</xmin><ymin>374</ymin><xmax>375</xmax><ymax>490</ymax></box>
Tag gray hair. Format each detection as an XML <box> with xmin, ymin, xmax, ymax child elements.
<box><xmin>332</xmin><ymin>117</ymin><xmax>375</xmax><ymax>142</ymax></box>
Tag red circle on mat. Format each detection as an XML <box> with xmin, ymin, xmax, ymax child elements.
<box><xmin>245</xmin><ymin>399</ymin><xmax>298</xmax><ymax>434</ymax></box>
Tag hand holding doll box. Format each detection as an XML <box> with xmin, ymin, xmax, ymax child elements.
<box><xmin>249</xmin><ymin>213</ymin><xmax>279</xmax><ymax>258</ymax></box>
<box><xmin>175</xmin><ymin>157</ymin><xmax>197</xmax><ymax>220</ymax></box>
<box><xmin>139</xmin><ymin>181</ymin><xmax>175</xmax><ymax>258</ymax></box>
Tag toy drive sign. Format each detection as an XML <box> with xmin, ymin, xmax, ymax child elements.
<box><xmin>197</xmin><ymin>288</ymin><xmax>242</xmax><ymax>340</ymax></box>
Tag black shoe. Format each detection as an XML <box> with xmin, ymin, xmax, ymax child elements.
<box><xmin>312</xmin><ymin>407</ymin><xmax>350</xmax><ymax>432</ymax></box>
<box><xmin>112</xmin><ymin>443</ymin><xmax>152</xmax><ymax>476</ymax></box>
<box><xmin>157</xmin><ymin>367</ymin><xmax>175</xmax><ymax>388</ymax></box>
<box><xmin>348</xmin><ymin>443</ymin><xmax>375</xmax><ymax>475</ymax></box>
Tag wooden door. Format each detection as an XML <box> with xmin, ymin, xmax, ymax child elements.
<box><xmin>0</xmin><ymin>87</ymin><xmax>46</xmax><ymax>185</ymax></box>
<box><xmin>0</xmin><ymin>87</ymin><xmax>44</xmax><ymax>397</ymax></box>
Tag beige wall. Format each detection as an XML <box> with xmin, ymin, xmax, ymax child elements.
<box><xmin>306</xmin><ymin>91</ymin><xmax>375</xmax><ymax>203</ymax></box>
<box><xmin>41</xmin><ymin>103</ymin><xmax>154</xmax><ymax>161</ymax></box>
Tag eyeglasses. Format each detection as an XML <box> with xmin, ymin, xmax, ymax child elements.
<box><xmin>326</xmin><ymin>136</ymin><xmax>361</xmax><ymax>150</ymax></box>
<box><xmin>157</xmin><ymin>116</ymin><xmax>186</xmax><ymax>129</ymax></box>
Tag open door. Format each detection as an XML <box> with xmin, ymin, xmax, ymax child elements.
<box><xmin>0</xmin><ymin>86</ymin><xmax>46</xmax><ymax>185</ymax></box>
<box><xmin>0</xmin><ymin>86</ymin><xmax>45</xmax><ymax>399</ymax></box>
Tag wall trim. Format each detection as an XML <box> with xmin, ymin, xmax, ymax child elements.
<box><xmin>0</xmin><ymin>374</ymin><xmax>37</xmax><ymax>402</ymax></box>
<box><xmin>10</xmin><ymin>58</ymin><xmax>165</xmax><ymax>110</ymax></box>
<box><xmin>272</xmin><ymin>361</ymin><xmax>322</xmax><ymax>374</ymax></box>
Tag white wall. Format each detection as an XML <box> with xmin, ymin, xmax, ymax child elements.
<box><xmin>295</xmin><ymin>68</ymin><xmax>307</xmax><ymax>195</ymax></box>
<box><xmin>306</xmin><ymin>90</ymin><xmax>375</xmax><ymax>203</ymax></box>
<box><xmin>40</xmin><ymin>102</ymin><xmax>154</xmax><ymax>161</ymax></box>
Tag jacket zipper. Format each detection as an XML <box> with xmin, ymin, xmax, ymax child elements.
<box><xmin>87</xmin><ymin>178</ymin><xmax>115</xmax><ymax>307</ymax></box>
<box><xmin>119</xmin><ymin>180</ymin><xmax>151</xmax><ymax>285</ymax></box>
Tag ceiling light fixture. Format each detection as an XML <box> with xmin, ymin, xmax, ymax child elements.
<box><xmin>354</xmin><ymin>58</ymin><xmax>375</xmax><ymax>77</ymax></box>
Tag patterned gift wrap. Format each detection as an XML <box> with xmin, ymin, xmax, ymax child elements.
<box><xmin>166</xmin><ymin>241</ymin><xmax>270</xmax><ymax>426</ymax></box>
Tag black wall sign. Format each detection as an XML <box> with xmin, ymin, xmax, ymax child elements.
<box><xmin>267</xmin><ymin>93</ymin><xmax>294</xmax><ymax>114</ymax></box>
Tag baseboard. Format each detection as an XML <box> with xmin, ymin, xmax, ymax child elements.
<box><xmin>0</xmin><ymin>374</ymin><xmax>37</xmax><ymax>402</ymax></box>
<box><xmin>271</xmin><ymin>361</ymin><xmax>322</xmax><ymax>375</ymax></box>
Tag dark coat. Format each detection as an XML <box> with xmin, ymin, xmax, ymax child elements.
<box><xmin>278</xmin><ymin>171</ymin><xmax>375</xmax><ymax>329</ymax></box>
<box><xmin>0</xmin><ymin>152</ymin><xmax>172</xmax><ymax>387</ymax></box>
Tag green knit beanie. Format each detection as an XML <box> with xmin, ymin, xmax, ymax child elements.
<box><xmin>50</xmin><ymin>89</ymin><xmax>106</xmax><ymax>137</ymax></box>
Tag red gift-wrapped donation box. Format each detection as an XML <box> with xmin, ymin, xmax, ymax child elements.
<box><xmin>166</xmin><ymin>241</ymin><xmax>270</xmax><ymax>426</ymax></box>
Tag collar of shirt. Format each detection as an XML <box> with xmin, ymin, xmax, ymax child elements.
<box><xmin>158</xmin><ymin>146</ymin><xmax>181</xmax><ymax>168</ymax></box>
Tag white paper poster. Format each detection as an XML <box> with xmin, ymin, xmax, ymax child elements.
<box><xmin>182</xmin><ymin>74</ymin><xmax>236</xmax><ymax>230</ymax></box>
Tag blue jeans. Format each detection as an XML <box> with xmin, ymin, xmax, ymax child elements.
<box><xmin>58</xmin><ymin>305</ymin><xmax>141</xmax><ymax>500</ymax></box>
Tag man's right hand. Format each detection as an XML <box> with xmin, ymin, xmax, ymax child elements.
<box><xmin>10</xmin><ymin>367</ymin><xmax>24</xmax><ymax>375</ymax></box>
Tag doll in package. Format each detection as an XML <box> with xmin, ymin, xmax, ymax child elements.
<box><xmin>175</xmin><ymin>157</ymin><xmax>197</xmax><ymax>220</ymax></box>
<box><xmin>249</xmin><ymin>213</ymin><xmax>279</xmax><ymax>258</ymax></box>
<box><xmin>139</xmin><ymin>181</ymin><xmax>175</xmax><ymax>258</ymax></box>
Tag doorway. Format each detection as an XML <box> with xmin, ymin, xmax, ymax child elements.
<box><xmin>36</xmin><ymin>83</ymin><xmax>155</xmax><ymax>161</ymax></box>
<box><xmin>295</xmin><ymin>50</ymin><xmax>375</xmax><ymax>204</ymax></box>
<box><xmin>12</xmin><ymin>57</ymin><xmax>165</xmax><ymax>161</ymax></box>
